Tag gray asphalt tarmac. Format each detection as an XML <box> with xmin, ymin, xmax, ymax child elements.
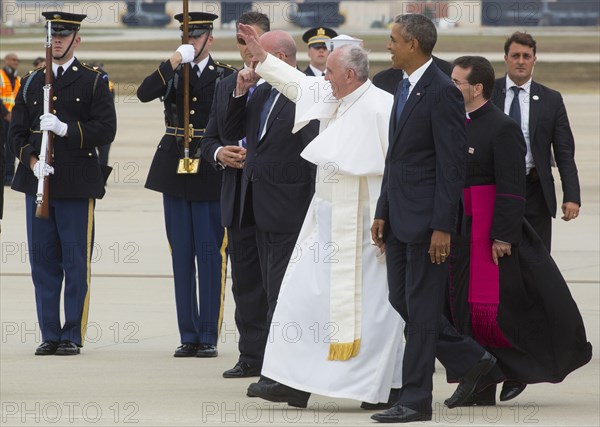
<box><xmin>0</xmin><ymin>94</ymin><xmax>598</xmax><ymax>426</ymax></box>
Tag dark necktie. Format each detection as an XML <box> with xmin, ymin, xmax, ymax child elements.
<box><xmin>508</xmin><ymin>86</ymin><xmax>522</xmax><ymax>127</ymax></box>
<box><xmin>395</xmin><ymin>78</ymin><xmax>410</xmax><ymax>124</ymax></box>
<box><xmin>56</xmin><ymin>66</ymin><xmax>64</xmax><ymax>81</ymax></box>
<box><xmin>258</xmin><ymin>88</ymin><xmax>278</xmax><ymax>140</ymax></box>
<box><xmin>241</xmin><ymin>85</ymin><xmax>256</xmax><ymax>148</ymax></box>
<box><xmin>190</xmin><ymin>64</ymin><xmax>199</xmax><ymax>86</ymax></box>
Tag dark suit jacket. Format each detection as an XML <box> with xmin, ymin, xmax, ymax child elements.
<box><xmin>373</xmin><ymin>56</ymin><xmax>453</xmax><ymax>95</ymax></box>
<box><xmin>200</xmin><ymin>72</ymin><xmax>242</xmax><ymax>227</ymax></box>
<box><xmin>223</xmin><ymin>84</ymin><xmax>318</xmax><ymax>234</ymax></box>
<box><xmin>303</xmin><ymin>65</ymin><xmax>321</xmax><ymax>77</ymax></box>
<box><xmin>376</xmin><ymin>62</ymin><xmax>466</xmax><ymax>243</ymax></box>
<box><xmin>10</xmin><ymin>59</ymin><xmax>116</xmax><ymax>199</ymax></box>
<box><xmin>137</xmin><ymin>55</ymin><xmax>235</xmax><ymax>201</ymax></box>
<box><xmin>491</xmin><ymin>77</ymin><xmax>580</xmax><ymax>217</ymax></box>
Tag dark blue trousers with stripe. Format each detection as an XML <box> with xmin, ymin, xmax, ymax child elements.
<box><xmin>163</xmin><ymin>195</ymin><xmax>227</xmax><ymax>345</ymax></box>
<box><xmin>25</xmin><ymin>195</ymin><xmax>95</xmax><ymax>346</ymax></box>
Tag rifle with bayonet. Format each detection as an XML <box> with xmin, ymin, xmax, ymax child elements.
<box><xmin>35</xmin><ymin>20</ymin><xmax>55</xmax><ymax>218</ymax></box>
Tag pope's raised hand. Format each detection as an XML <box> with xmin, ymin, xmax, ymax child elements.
<box><xmin>237</xmin><ymin>24</ymin><xmax>268</xmax><ymax>63</ymax></box>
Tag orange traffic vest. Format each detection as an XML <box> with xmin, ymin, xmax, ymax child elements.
<box><xmin>0</xmin><ymin>68</ymin><xmax>21</xmax><ymax>112</ymax></box>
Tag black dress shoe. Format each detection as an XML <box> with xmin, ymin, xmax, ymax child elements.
<box><xmin>361</xmin><ymin>388</ymin><xmax>400</xmax><ymax>410</ymax></box>
<box><xmin>55</xmin><ymin>341</ymin><xmax>80</xmax><ymax>356</ymax></box>
<box><xmin>196</xmin><ymin>343</ymin><xmax>218</xmax><ymax>358</ymax></box>
<box><xmin>500</xmin><ymin>381</ymin><xmax>527</xmax><ymax>401</ymax></box>
<box><xmin>35</xmin><ymin>341</ymin><xmax>59</xmax><ymax>356</ymax></box>
<box><xmin>173</xmin><ymin>344</ymin><xmax>199</xmax><ymax>357</ymax></box>
<box><xmin>247</xmin><ymin>379</ymin><xmax>310</xmax><ymax>408</ymax></box>
<box><xmin>371</xmin><ymin>404</ymin><xmax>432</xmax><ymax>423</ymax></box>
<box><xmin>223</xmin><ymin>361</ymin><xmax>261</xmax><ymax>378</ymax></box>
<box><xmin>447</xmin><ymin>384</ymin><xmax>497</xmax><ymax>407</ymax></box>
<box><xmin>445</xmin><ymin>352</ymin><xmax>496</xmax><ymax>408</ymax></box>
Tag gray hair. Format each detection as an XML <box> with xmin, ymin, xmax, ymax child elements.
<box><xmin>336</xmin><ymin>45</ymin><xmax>369</xmax><ymax>82</ymax></box>
<box><xmin>394</xmin><ymin>14</ymin><xmax>437</xmax><ymax>56</ymax></box>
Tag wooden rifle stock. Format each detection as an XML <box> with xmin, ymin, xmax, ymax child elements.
<box><xmin>35</xmin><ymin>22</ymin><xmax>54</xmax><ymax>219</ymax></box>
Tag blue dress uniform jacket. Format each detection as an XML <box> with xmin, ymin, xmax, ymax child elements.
<box><xmin>10</xmin><ymin>60</ymin><xmax>116</xmax><ymax>198</ymax></box>
<box><xmin>137</xmin><ymin>56</ymin><xmax>235</xmax><ymax>201</ymax></box>
<box><xmin>8</xmin><ymin>58</ymin><xmax>117</xmax><ymax>348</ymax></box>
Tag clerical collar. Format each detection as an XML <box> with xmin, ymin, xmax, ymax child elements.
<box><xmin>53</xmin><ymin>57</ymin><xmax>75</xmax><ymax>77</ymax></box>
<box><xmin>403</xmin><ymin>57</ymin><xmax>433</xmax><ymax>88</ymax></box>
<box><xmin>192</xmin><ymin>55</ymin><xmax>210</xmax><ymax>75</ymax></box>
<box><xmin>505</xmin><ymin>75</ymin><xmax>532</xmax><ymax>92</ymax></box>
<box><xmin>467</xmin><ymin>100</ymin><xmax>493</xmax><ymax>120</ymax></box>
<box><xmin>340</xmin><ymin>79</ymin><xmax>371</xmax><ymax>105</ymax></box>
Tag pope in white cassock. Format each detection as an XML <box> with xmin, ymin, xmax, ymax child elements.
<box><xmin>237</xmin><ymin>25</ymin><xmax>404</xmax><ymax>408</ymax></box>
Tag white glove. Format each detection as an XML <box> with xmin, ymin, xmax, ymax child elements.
<box><xmin>176</xmin><ymin>44</ymin><xmax>195</xmax><ymax>64</ymax></box>
<box><xmin>40</xmin><ymin>113</ymin><xmax>68</xmax><ymax>137</ymax></box>
<box><xmin>32</xmin><ymin>160</ymin><xmax>54</xmax><ymax>179</ymax></box>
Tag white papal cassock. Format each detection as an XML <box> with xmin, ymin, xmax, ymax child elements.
<box><xmin>256</xmin><ymin>54</ymin><xmax>404</xmax><ymax>404</ymax></box>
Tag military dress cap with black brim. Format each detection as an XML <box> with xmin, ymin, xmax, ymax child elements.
<box><xmin>302</xmin><ymin>27</ymin><xmax>338</xmax><ymax>50</ymax></box>
<box><xmin>174</xmin><ymin>12</ymin><xmax>218</xmax><ymax>37</ymax></box>
<box><xmin>41</xmin><ymin>11</ymin><xmax>87</xmax><ymax>35</ymax></box>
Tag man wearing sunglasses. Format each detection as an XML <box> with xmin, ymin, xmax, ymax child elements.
<box><xmin>137</xmin><ymin>12</ymin><xmax>235</xmax><ymax>359</ymax></box>
<box><xmin>301</xmin><ymin>27</ymin><xmax>337</xmax><ymax>77</ymax></box>
<box><xmin>9</xmin><ymin>11</ymin><xmax>117</xmax><ymax>356</ymax></box>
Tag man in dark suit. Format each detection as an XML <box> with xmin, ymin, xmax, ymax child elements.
<box><xmin>301</xmin><ymin>27</ymin><xmax>337</xmax><ymax>76</ymax></box>
<box><xmin>201</xmin><ymin>11</ymin><xmax>270</xmax><ymax>378</ymax></box>
<box><xmin>137</xmin><ymin>12</ymin><xmax>235</xmax><ymax>358</ymax></box>
<box><xmin>9</xmin><ymin>12</ymin><xmax>117</xmax><ymax>356</ymax></box>
<box><xmin>373</xmin><ymin>55</ymin><xmax>452</xmax><ymax>95</ymax></box>
<box><xmin>223</xmin><ymin>29</ymin><xmax>318</xmax><ymax>338</ymax></box>
<box><xmin>370</xmin><ymin>14</ymin><xmax>498</xmax><ymax>423</ymax></box>
<box><xmin>491</xmin><ymin>31</ymin><xmax>580</xmax><ymax>252</ymax></box>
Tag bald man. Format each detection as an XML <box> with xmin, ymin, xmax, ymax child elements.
<box><xmin>223</xmin><ymin>30</ymin><xmax>319</xmax><ymax>329</ymax></box>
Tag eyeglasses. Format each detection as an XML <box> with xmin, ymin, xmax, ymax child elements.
<box><xmin>452</xmin><ymin>79</ymin><xmax>471</xmax><ymax>87</ymax></box>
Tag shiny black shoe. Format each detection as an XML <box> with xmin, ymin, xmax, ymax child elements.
<box><xmin>452</xmin><ymin>384</ymin><xmax>497</xmax><ymax>407</ymax></box>
<box><xmin>371</xmin><ymin>404</ymin><xmax>432</xmax><ymax>423</ymax></box>
<box><xmin>445</xmin><ymin>352</ymin><xmax>497</xmax><ymax>408</ymax></box>
<box><xmin>223</xmin><ymin>361</ymin><xmax>261</xmax><ymax>378</ymax></box>
<box><xmin>500</xmin><ymin>381</ymin><xmax>527</xmax><ymax>401</ymax></box>
<box><xmin>247</xmin><ymin>378</ymin><xmax>310</xmax><ymax>408</ymax></box>
<box><xmin>55</xmin><ymin>341</ymin><xmax>80</xmax><ymax>356</ymax></box>
<box><xmin>361</xmin><ymin>388</ymin><xmax>400</xmax><ymax>410</ymax></box>
<box><xmin>173</xmin><ymin>344</ymin><xmax>199</xmax><ymax>357</ymax></box>
<box><xmin>35</xmin><ymin>341</ymin><xmax>59</xmax><ymax>356</ymax></box>
<box><xmin>196</xmin><ymin>343</ymin><xmax>218</xmax><ymax>358</ymax></box>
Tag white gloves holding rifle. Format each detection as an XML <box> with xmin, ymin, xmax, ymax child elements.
<box><xmin>32</xmin><ymin>161</ymin><xmax>54</xmax><ymax>179</ymax></box>
<box><xmin>176</xmin><ymin>44</ymin><xmax>195</xmax><ymax>64</ymax></box>
<box><xmin>40</xmin><ymin>113</ymin><xmax>68</xmax><ymax>137</ymax></box>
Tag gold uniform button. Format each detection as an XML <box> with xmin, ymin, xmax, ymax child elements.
<box><xmin>53</xmin><ymin>109</ymin><xmax>56</xmax><ymax>114</ymax></box>
<box><xmin>52</xmin><ymin>96</ymin><xmax>57</xmax><ymax>101</ymax></box>
<box><xmin>76</xmin><ymin>98</ymin><xmax>80</xmax><ymax>102</ymax></box>
<box><xmin>192</xmin><ymin>97</ymin><xmax>197</xmax><ymax>102</ymax></box>
<box><xmin>88</xmin><ymin>153</ymin><xmax>92</xmax><ymax>156</ymax></box>
<box><xmin>190</xmin><ymin>110</ymin><xmax>195</xmax><ymax>115</ymax></box>
<box><xmin>72</xmin><ymin>66</ymin><xmax>78</xmax><ymax>71</ymax></box>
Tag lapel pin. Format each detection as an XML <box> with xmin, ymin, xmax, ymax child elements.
<box><xmin>208</xmin><ymin>65</ymin><xmax>214</xmax><ymax>70</ymax></box>
<box><xmin>532</xmin><ymin>95</ymin><xmax>539</xmax><ymax>101</ymax></box>
<box><xmin>468</xmin><ymin>147</ymin><xmax>475</xmax><ymax>154</ymax></box>
<box><xmin>416</xmin><ymin>92</ymin><xmax>421</xmax><ymax>96</ymax></box>
<box><xmin>72</xmin><ymin>66</ymin><xmax>78</xmax><ymax>71</ymax></box>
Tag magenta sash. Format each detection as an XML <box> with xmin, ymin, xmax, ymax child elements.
<box><xmin>463</xmin><ymin>185</ymin><xmax>511</xmax><ymax>348</ymax></box>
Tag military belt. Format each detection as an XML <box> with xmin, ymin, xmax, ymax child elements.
<box><xmin>165</xmin><ymin>126</ymin><xmax>205</xmax><ymax>138</ymax></box>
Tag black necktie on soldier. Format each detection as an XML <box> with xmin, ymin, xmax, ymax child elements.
<box><xmin>56</xmin><ymin>66</ymin><xmax>64</xmax><ymax>81</ymax></box>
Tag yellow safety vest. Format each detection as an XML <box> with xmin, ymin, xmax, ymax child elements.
<box><xmin>0</xmin><ymin>69</ymin><xmax>21</xmax><ymax>112</ymax></box>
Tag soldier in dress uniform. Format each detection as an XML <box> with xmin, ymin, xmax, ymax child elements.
<box><xmin>9</xmin><ymin>11</ymin><xmax>117</xmax><ymax>356</ymax></box>
<box><xmin>301</xmin><ymin>27</ymin><xmax>337</xmax><ymax>76</ymax></box>
<box><xmin>137</xmin><ymin>12</ymin><xmax>235</xmax><ymax>358</ymax></box>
